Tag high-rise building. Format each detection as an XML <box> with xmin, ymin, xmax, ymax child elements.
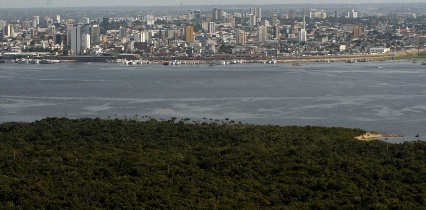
<box><xmin>185</xmin><ymin>26</ymin><xmax>194</xmax><ymax>42</ymax></box>
<box><xmin>257</xmin><ymin>25</ymin><xmax>267</xmax><ymax>43</ymax></box>
<box><xmin>195</xmin><ymin>10</ymin><xmax>201</xmax><ymax>19</ymax></box>
<box><xmin>3</xmin><ymin>24</ymin><xmax>14</xmax><ymax>37</ymax></box>
<box><xmin>79</xmin><ymin>17</ymin><xmax>90</xmax><ymax>25</ymax></box>
<box><xmin>218</xmin><ymin>9</ymin><xmax>224</xmax><ymax>20</ymax></box>
<box><xmin>33</xmin><ymin>16</ymin><xmax>39</xmax><ymax>28</ymax></box>
<box><xmin>298</xmin><ymin>12</ymin><xmax>307</xmax><ymax>43</ymax></box>
<box><xmin>66</xmin><ymin>23</ymin><xmax>74</xmax><ymax>45</ymax></box>
<box><xmin>249</xmin><ymin>14</ymin><xmax>257</xmax><ymax>27</ymax></box>
<box><xmin>119</xmin><ymin>26</ymin><xmax>127</xmax><ymax>38</ymax></box>
<box><xmin>353</xmin><ymin>25</ymin><xmax>362</xmax><ymax>37</ymax></box>
<box><xmin>82</xmin><ymin>33</ymin><xmax>91</xmax><ymax>51</ymax></box>
<box><xmin>208</xmin><ymin>22</ymin><xmax>216</xmax><ymax>34</ymax></box>
<box><xmin>56</xmin><ymin>15</ymin><xmax>61</xmax><ymax>23</ymax></box>
<box><xmin>48</xmin><ymin>25</ymin><xmax>56</xmax><ymax>35</ymax></box>
<box><xmin>213</xmin><ymin>8</ymin><xmax>224</xmax><ymax>21</ymax></box>
<box><xmin>334</xmin><ymin>11</ymin><xmax>341</xmax><ymax>18</ymax></box>
<box><xmin>273</xmin><ymin>25</ymin><xmax>280</xmax><ymax>40</ymax></box>
<box><xmin>236</xmin><ymin>30</ymin><xmax>247</xmax><ymax>45</ymax></box>
<box><xmin>135</xmin><ymin>31</ymin><xmax>148</xmax><ymax>42</ymax></box>
<box><xmin>71</xmin><ymin>26</ymin><xmax>82</xmax><ymax>55</ymax></box>
<box><xmin>0</xmin><ymin>20</ymin><xmax>6</xmax><ymax>29</ymax></box>
<box><xmin>250</xmin><ymin>8</ymin><xmax>262</xmax><ymax>23</ymax></box>
<box><xmin>226</xmin><ymin>16</ymin><xmax>235</xmax><ymax>27</ymax></box>
<box><xmin>271</xmin><ymin>14</ymin><xmax>280</xmax><ymax>26</ymax></box>
<box><xmin>188</xmin><ymin>10</ymin><xmax>194</xmax><ymax>20</ymax></box>
<box><xmin>213</xmin><ymin>8</ymin><xmax>219</xmax><ymax>21</ymax></box>
<box><xmin>298</xmin><ymin>29</ymin><xmax>307</xmax><ymax>42</ymax></box>
<box><xmin>348</xmin><ymin>10</ymin><xmax>358</xmax><ymax>18</ymax></box>
<box><xmin>90</xmin><ymin>24</ymin><xmax>101</xmax><ymax>45</ymax></box>
<box><xmin>55</xmin><ymin>34</ymin><xmax>64</xmax><ymax>46</ymax></box>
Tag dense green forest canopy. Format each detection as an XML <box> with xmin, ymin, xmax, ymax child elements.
<box><xmin>0</xmin><ymin>118</ymin><xmax>425</xmax><ymax>209</ymax></box>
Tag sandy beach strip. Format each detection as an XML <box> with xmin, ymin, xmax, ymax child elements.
<box><xmin>356</xmin><ymin>132</ymin><xmax>402</xmax><ymax>141</ymax></box>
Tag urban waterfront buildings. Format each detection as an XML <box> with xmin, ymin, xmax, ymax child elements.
<box><xmin>0</xmin><ymin>3</ymin><xmax>425</xmax><ymax>59</ymax></box>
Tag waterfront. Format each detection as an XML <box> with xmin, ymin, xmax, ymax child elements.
<box><xmin>1</xmin><ymin>61</ymin><xmax>426</xmax><ymax>143</ymax></box>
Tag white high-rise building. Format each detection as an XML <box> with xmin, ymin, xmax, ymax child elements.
<box><xmin>298</xmin><ymin>29</ymin><xmax>307</xmax><ymax>42</ymax></box>
<box><xmin>56</xmin><ymin>15</ymin><xmax>61</xmax><ymax>23</ymax></box>
<box><xmin>33</xmin><ymin>16</ymin><xmax>39</xmax><ymax>28</ymax></box>
<box><xmin>0</xmin><ymin>20</ymin><xmax>6</xmax><ymax>29</ymax></box>
<box><xmin>134</xmin><ymin>32</ymin><xmax>147</xmax><ymax>42</ymax></box>
<box><xmin>48</xmin><ymin>25</ymin><xmax>56</xmax><ymax>35</ymax></box>
<box><xmin>299</xmin><ymin>11</ymin><xmax>307</xmax><ymax>43</ymax></box>
<box><xmin>348</xmin><ymin>10</ymin><xmax>358</xmax><ymax>18</ymax></box>
<box><xmin>208</xmin><ymin>22</ymin><xmax>216</xmax><ymax>34</ymax></box>
<box><xmin>82</xmin><ymin>34</ymin><xmax>91</xmax><ymax>51</ymax></box>
<box><xmin>71</xmin><ymin>27</ymin><xmax>82</xmax><ymax>55</ymax></box>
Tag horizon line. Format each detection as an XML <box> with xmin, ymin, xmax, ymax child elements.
<box><xmin>0</xmin><ymin>2</ymin><xmax>424</xmax><ymax>9</ymax></box>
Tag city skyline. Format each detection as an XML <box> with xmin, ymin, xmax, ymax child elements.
<box><xmin>0</xmin><ymin>0</ymin><xmax>415</xmax><ymax>8</ymax></box>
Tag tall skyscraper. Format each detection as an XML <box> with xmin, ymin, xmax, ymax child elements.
<box><xmin>257</xmin><ymin>25</ymin><xmax>267</xmax><ymax>43</ymax></box>
<box><xmin>56</xmin><ymin>15</ymin><xmax>61</xmax><ymax>23</ymax></box>
<box><xmin>185</xmin><ymin>26</ymin><xmax>194</xmax><ymax>42</ymax></box>
<box><xmin>66</xmin><ymin>23</ymin><xmax>74</xmax><ymax>45</ymax></box>
<box><xmin>71</xmin><ymin>27</ymin><xmax>82</xmax><ymax>55</ymax></box>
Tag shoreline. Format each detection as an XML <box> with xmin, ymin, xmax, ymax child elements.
<box><xmin>2</xmin><ymin>50</ymin><xmax>425</xmax><ymax>64</ymax></box>
<box><xmin>356</xmin><ymin>132</ymin><xmax>402</xmax><ymax>141</ymax></box>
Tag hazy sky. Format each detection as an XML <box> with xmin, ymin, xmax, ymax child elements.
<box><xmin>0</xmin><ymin>0</ymin><xmax>413</xmax><ymax>8</ymax></box>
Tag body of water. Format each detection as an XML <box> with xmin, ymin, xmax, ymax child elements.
<box><xmin>1</xmin><ymin>61</ymin><xmax>426</xmax><ymax>143</ymax></box>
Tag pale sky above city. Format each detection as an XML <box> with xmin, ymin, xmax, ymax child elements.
<box><xmin>0</xmin><ymin>0</ymin><xmax>413</xmax><ymax>8</ymax></box>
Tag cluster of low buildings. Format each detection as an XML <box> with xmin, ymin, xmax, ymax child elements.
<box><xmin>1</xmin><ymin>5</ymin><xmax>425</xmax><ymax>60</ymax></box>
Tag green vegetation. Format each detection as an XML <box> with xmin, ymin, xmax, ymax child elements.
<box><xmin>1</xmin><ymin>118</ymin><xmax>426</xmax><ymax>209</ymax></box>
<box><xmin>394</xmin><ymin>51</ymin><xmax>426</xmax><ymax>60</ymax></box>
<box><xmin>219</xmin><ymin>44</ymin><xmax>234</xmax><ymax>54</ymax></box>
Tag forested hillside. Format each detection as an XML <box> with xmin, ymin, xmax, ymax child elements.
<box><xmin>1</xmin><ymin>118</ymin><xmax>425</xmax><ymax>209</ymax></box>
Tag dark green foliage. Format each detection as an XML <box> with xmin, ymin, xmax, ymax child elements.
<box><xmin>0</xmin><ymin>118</ymin><xmax>425</xmax><ymax>209</ymax></box>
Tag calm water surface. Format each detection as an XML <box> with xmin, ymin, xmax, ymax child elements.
<box><xmin>1</xmin><ymin>61</ymin><xmax>426</xmax><ymax>143</ymax></box>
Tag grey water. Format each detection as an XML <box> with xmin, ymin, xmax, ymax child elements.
<box><xmin>1</xmin><ymin>61</ymin><xmax>426</xmax><ymax>143</ymax></box>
